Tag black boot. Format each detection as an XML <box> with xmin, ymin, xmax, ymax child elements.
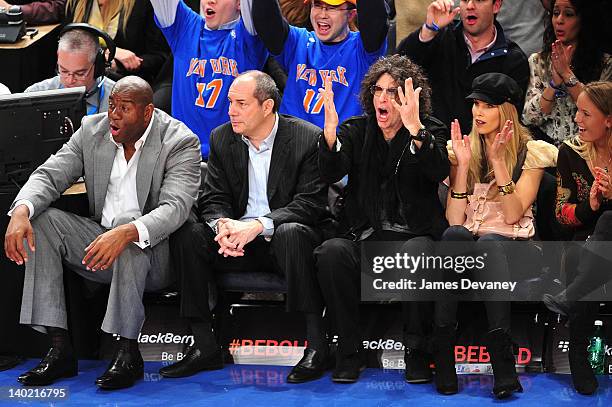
<box><xmin>568</xmin><ymin>325</ymin><xmax>598</xmax><ymax>395</ymax></box>
<box><xmin>486</xmin><ymin>329</ymin><xmax>523</xmax><ymax>399</ymax></box>
<box><xmin>404</xmin><ymin>347</ymin><xmax>432</xmax><ymax>383</ymax></box>
<box><xmin>432</xmin><ymin>326</ymin><xmax>458</xmax><ymax>395</ymax></box>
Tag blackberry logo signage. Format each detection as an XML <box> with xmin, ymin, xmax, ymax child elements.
<box><xmin>138</xmin><ymin>333</ymin><xmax>194</xmax><ymax>347</ymax></box>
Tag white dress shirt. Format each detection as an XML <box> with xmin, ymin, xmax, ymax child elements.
<box><xmin>100</xmin><ymin>115</ymin><xmax>154</xmax><ymax>248</ymax></box>
<box><xmin>208</xmin><ymin>114</ymin><xmax>278</xmax><ymax>237</ymax></box>
<box><xmin>238</xmin><ymin>114</ymin><xmax>279</xmax><ymax>237</ymax></box>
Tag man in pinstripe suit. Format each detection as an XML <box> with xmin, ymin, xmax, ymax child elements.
<box><xmin>161</xmin><ymin>71</ymin><xmax>332</xmax><ymax>384</ymax></box>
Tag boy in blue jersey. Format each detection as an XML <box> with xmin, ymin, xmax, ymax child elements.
<box><xmin>150</xmin><ymin>0</ymin><xmax>269</xmax><ymax>158</ymax></box>
<box><xmin>251</xmin><ymin>0</ymin><xmax>388</xmax><ymax>128</ymax></box>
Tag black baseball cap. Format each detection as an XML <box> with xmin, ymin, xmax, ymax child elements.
<box><xmin>466</xmin><ymin>73</ymin><xmax>522</xmax><ymax>108</ymax></box>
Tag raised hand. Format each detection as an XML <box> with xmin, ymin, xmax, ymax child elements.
<box><xmin>450</xmin><ymin>119</ymin><xmax>471</xmax><ymax>168</ymax></box>
<box><xmin>426</xmin><ymin>0</ymin><xmax>460</xmax><ymax>31</ymax></box>
<box><xmin>487</xmin><ymin>120</ymin><xmax>513</xmax><ymax>164</ymax></box>
<box><xmin>390</xmin><ymin>77</ymin><xmax>422</xmax><ymax>136</ymax></box>
<box><xmin>320</xmin><ymin>77</ymin><xmax>339</xmax><ymax>150</ymax></box>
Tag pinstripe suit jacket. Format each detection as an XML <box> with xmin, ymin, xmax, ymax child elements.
<box><xmin>200</xmin><ymin>114</ymin><xmax>329</xmax><ymax>228</ymax></box>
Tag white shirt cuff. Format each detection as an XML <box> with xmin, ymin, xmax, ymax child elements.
<box><xmin>8</xmin><ymin>200</ymin><xmax>34</xmax><ymax>219</ymax></box>
<box><xmin>207</xmin><ymin>218</ymin><xmax>219</xmax><ymax>233</ymax></box>
<box><xmin>257</xmin><ymin>216</ymin><xmax>274</xmax><ymax>237</ymax></box>
<box><xmin>131</xmin><ymin>220</ymin><xmax>150</xmax><ymax>249</ymax></box>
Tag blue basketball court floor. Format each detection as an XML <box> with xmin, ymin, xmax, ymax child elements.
<box><xmin>0</xmin><ymin>359</ymin><xmax>610</xmax><ymax>406</ymax></box>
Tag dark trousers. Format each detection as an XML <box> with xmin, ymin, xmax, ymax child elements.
<box><xmin>568</xmin><ymin>211</ymin><xmax>612</xmax><ymax>329</ymax></box>
<box><xmin>314</xmin><ymin>232</ymin><xmax>434</xmax><ymax>356</ymax></box>
<box><xmin>171</xmin><ymin>221</ymin><xmax>324</xmax><ymax>322</ymax></box>
<box><xmin>435</xmin><ymin>225</ymin><xmax>513</xmax><ymax>332</ymax></box>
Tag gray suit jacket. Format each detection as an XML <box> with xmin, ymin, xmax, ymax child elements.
<box><xmin>12</xmin><ymin>108</ymin><xmax>201</xmax><ymax>248</ymax></box>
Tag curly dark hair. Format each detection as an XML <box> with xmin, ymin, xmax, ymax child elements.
<box><xmin>359</xmin><ymin>54</ymin><xmax>432</xmax><ymax>117</ymax></box>
<box><xmin>542</xmin><ymin>0</ymin><xmax>606</xmax><ymax>83</ymax></box>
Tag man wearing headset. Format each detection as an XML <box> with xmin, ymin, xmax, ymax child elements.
<box><xmin>25</xmin><ymin>24</ymin><xmax>115</xmax><ymax>115</ymax></box>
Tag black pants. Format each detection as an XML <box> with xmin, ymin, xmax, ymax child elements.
<box><xmin>171</xmin><ymin>221</ymin><xmax>324</xmax><ymax>322</ymax></box>
<box><xmin>435</xmin><ymin>225</ymin><xmax>514</xmax><ymax>332</ymax></box>
<box><xmin>314</xmin><ymin>232</ymin><xmax>434</xmax><ymax>356</ymax></box>
<box><xmin>568</xmin><ymin>211</ymin><xmax>612</xmax><ymax>329</ymax></box>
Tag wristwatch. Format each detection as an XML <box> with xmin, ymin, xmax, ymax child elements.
<box><xmin>410</xmin><ymin>125</ymin><xmax>428</xmax><ymax>142</ymax></box>
<box><xmin>564</xmin><ymin>75</ymin><xmax>579</xmax><ymax>88</ymax></box>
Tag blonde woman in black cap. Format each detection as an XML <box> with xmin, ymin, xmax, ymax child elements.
<box><xmin>435</xmin><ymin>73</ymin><xmax>557</xmax><ymax>398</ymax></box>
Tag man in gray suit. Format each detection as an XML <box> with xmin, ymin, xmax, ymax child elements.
<box><xmin>4</xmin><ymin>76</ymin><xmax>201</xmax><ymax>390</ymax></box>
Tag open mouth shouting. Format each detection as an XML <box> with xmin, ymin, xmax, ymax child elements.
<box><xmin>377</xmin><ymin>107</ymin><xmax>390</xmax><ymax>122</ymax></box>
<box><xmin>465</xmin><ymin>14</ymin><xmax>478</xmax><ymax>26</ymax></box>
<box><xmin>316</xmin><ymin>20</ymin><xmax>332</xmax><ymax>36</ymax></box>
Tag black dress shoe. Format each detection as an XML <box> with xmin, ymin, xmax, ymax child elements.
<box><xmin>404</xmin><ymin>348</ymin><xmax>433</xmax><ymax>384</ymax></box>
<box><xmin>159</xmin><ymin>346</ymin><xmax>223</xmax><ymax>378</ymax></box>
<box><xmin>95</xmin><ymin>348</ymin><xmax>144</xmax><ymax>390</ymax></box>
<box><xmin>17</xmin><ymin>348</ymin><xmax>77</xmax><ymax>386</ymax></box>
<box><xmin>332</xmin><ymin>353</ymin><xmax>366</xmax><ymax>383</ymax></box>
<box><xmin>286</xmin><ymin>348</ymin><xmax>329</xmax><ymax>383</ymax></box>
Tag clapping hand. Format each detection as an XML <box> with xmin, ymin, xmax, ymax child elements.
<box><xmin>551</xmin><ymin>40</ymin><xmax>574</xmax><ymax>83</ymax></box>
<box><xmin>594</xmin><ymin>167</ymin><xmax>611</xmax><ymax>200</ymax></box>
<box><xmin>590</xmin><ymin>178</ymin><xmax>603</xmax><ymax>211</ymax></box>
<box><xmin>486</xmin><ymin>120</ymin><xmax>513</xmax><ymax>164</ymax></box>
<box><xmin>450</xmin><ymin>119</ymin><xmax>471</xmax><ymax>168</ymax></box>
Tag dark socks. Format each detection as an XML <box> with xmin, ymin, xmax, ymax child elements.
<box><xmin>117</xmin><ymin>337</ymin><xmax>139</xmax><ymax>354</ymax></box>
<box><xmin>305</xmin><ymin>313</ymin><xmax>326</xmax><ymax>353</ymax></box>
<box><xmin>47</xmin><ymin>327</ymin><xmax>73</xmax><ymax>355</ymax></box>
<box><xmin>190</xmin><ymin>319</ymin><xmax>218</xmax><ymax>353</ymax></box>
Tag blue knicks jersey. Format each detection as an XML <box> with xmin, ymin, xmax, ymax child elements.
<box><xmin>157</xmin><ymin>2</ymin><xmax>268</xmax><ymax>158</ymax></box>
<box><xmin>276</xmin><ymin>27</ymin><xmax>386</xmax><ymax>128</ymax></box>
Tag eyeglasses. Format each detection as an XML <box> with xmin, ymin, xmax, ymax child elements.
<box><xmin>370</xmin><ymin>85</ymin><xmax>400</xmax><ymax>100</ymax></box>
<box><xmin>56</xmin><ymin>63</ymin><xmax>94</xmax><ymax>81</ymax></box>
<box><xmin>311</xmin><ymin>1</ymin><xmax>354</xmax><ymax>13</ymax></box>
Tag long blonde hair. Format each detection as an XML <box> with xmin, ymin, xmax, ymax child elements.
<box><xmin>466</xmin><ymin>102</ymin><xmax>532</xmax><ymax>190</ymax></box>
<box><xmin>67</xmin><ymin>0</ymin><xmax>135</xmax><ymax>34</ymax></box>
<box><xmin>564</xmin><ymin>81</ymin><xmax>612</xmax><ymax>163</ymax></box>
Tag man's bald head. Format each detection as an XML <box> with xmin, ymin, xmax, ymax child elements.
<box><xmin>110</xmin><ymin>76</ymin><xmax>154</xmax><ymax>107</ymax></box>
<box><xmin>107</xmin><ymin>76</ymin><xmax>155</xmax><ymax>148</ymax></box>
